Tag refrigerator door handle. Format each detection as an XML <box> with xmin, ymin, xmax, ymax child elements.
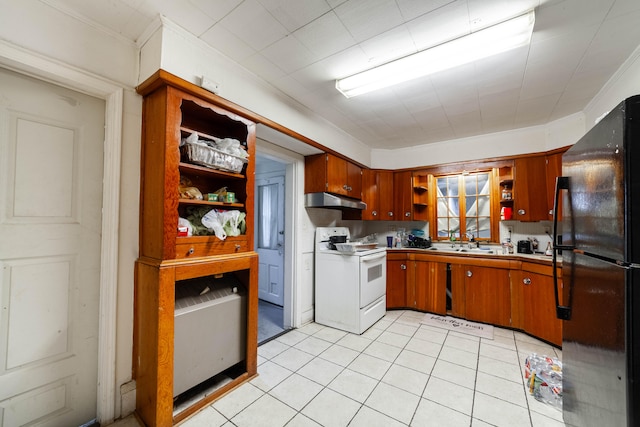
<box><xmin>553</xmin><ymin>176</ymin><xmax>573</xmax><ymax>320</ymax></box>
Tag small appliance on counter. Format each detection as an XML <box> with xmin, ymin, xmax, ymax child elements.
<box><xmin>517</xmin><ymin>240</ymin><xmax>533</xmax><ymax>254</ymax></box>
<box><xmin>406</xmin><ymin>234</ymin><xmax>432</xmax><ymax>249</ymax></box>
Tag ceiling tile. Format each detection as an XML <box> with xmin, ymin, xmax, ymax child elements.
<box><xmin>138</xmin><ymin>0</ymin><xmax>215</xmax><ymax>36</ymax></box>
<box><xmin>467</xmin><ymin>0</ymin><xmax>539</xmax><ymax>30</ymax></box>
<box><xmin>358</xmin><ymin>25</ymin><xmax>417</xmax><ymax>66</ymax></box>
<box><xmin>334</xmin><ymin>0</ymin><xmax>405</xmax><ymax>42</ymax></box>
<box><xmin>200</xmin><ymin>24</ymin><xmax>256</xmax><ymax>63</ymax></box>
<box><xmin>260</xmin><ymin>35</ymin><xmax>317</xmax><ymax>73</ymax></box>
<box><xmin>405</xmin><ymin>1</ymin><xmax>470</xmax><ymax>50</ymax></box>
<box><xmin>293</xmin><ymin>11</ymin><xmax>356</xmax><ymax>60</ymax></box>
<box><xmin>396</xmin><ymin>0</ymin><xmax>458</xmax><ymax>21</ymax></box>
<box><xmin>190</xmin><ymin>0</ymin><xmax>243</xmax><ymax>22</ymax></box>
<box><xmin>219</xmin><ymin>0</ymin><xmax>288</xmax><ymax>51</ymax></box>
<box><xmin>257</xmin><ymin>0</ymin><xmax>332</xmax><ymax>31</ymax></box>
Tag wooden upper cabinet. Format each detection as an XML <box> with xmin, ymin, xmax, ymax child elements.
<box><xmin>361</xmin><ymin>169</ymin><xmax>394</xmax><ymax>220</ymax></box>
<box><xmin>139</xmin><ymin>81</ymin><xmax>255</xmax><ymax>261</ymax></box>
<box><xmin>393</xmin><ymin>171</ymin><xmax>413</xmax><ymax>220</ymax></box>
<box><xmin>361</xmin><ymin>169</ymin><xmax>378</xmax><ymax>220</ymax></box>
<box><xmin>513</xmin><ymin>156</ymin><xmax>548</xmax><ymax>222</ymax></box>
<box><xmin>546</xmin><ymin>152</ymin><xmax>563</xmax><ymax>220</ymax></box>
<box><xmin>304</xmin><ymin>153</ymin><xmax>362</xmax><ymax>200</ymax></box>
<box><xmin>378</xmin><ymin>171</ymin><xmax>395</xmax><ymax>220</ymax></box>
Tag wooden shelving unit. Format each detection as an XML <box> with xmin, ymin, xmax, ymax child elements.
<box><xmin>134</xmin><ymin>71</ymin><xmax>258</xmax><ymax>426</ymax></box>
<box><xmin>412</xmin><ymin>173</ymin><xmax>429</xmax><ymax>221</ymax></box>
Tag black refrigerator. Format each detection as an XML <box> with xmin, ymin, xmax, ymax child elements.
<box><xmin>553</xmin><ymin>95</ymin><xmax>640</xmax><ymax>427</ymax></box>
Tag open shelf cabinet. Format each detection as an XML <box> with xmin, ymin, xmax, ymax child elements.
<box><xmin>134</xmin><ymin>70</ymin><xmax>258</xmax><ymax>426</ymax></box>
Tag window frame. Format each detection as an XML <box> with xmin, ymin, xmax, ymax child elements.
<box><xmin>430</xmin><ymin>168</ymin><xmax>499</xmax><ymax>242</ymax></box>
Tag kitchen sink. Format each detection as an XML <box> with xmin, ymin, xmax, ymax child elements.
<box><xmin>425</xmin><ymin>246</ymin><xmax>496</xmax><ymax>255</ymax></box>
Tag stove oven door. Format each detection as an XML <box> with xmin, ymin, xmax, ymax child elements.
<box><xmin>359</xmin><ymin>251</ymin><xmax>387</xmax><ymax>308</ymax></box>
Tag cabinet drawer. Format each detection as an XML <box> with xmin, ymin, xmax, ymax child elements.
<box><xmin>175</xmin><ymin>236</ymin><xmax>249</xmax><ymax>258</ymax></box>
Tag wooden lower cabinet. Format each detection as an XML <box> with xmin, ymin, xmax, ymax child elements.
<box><xmin>520</xmin><ymin>263</ymin><xmax>563</xmax><ymax>346</ymax></box>
<box><xmin>385</xmin><ymin>252</ymin><xmax>562</xmax><ymax>347</ymax></box>
<box><xmin>413</xmin><ymin>258</ymin><xmax>447</xmax><ymax>314</ymax></box>
<box><xmin>386</xmin><ymin>253</ymin><xmax>447</xmax><ymax>313</ymax></box>
<box><xmin>134</xmin><ymin>253</ymin><xmax>259</xmax><ymax>426</ymax></box>
<box><xmin>386</xmin><ymin>253</ymin><xmax>409</xmax><ymax>308</ymax></box>
<box><xmin>461</xmin><ymin>265</ymin><xmax>512</xmax><ymax>328</ymax></box>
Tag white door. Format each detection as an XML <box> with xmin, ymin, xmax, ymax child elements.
<box><xmin>0</xmin><ymin>68</ymin><xmax>105</xmax><ymax>426</ymax></box>
<box><xmin>256</xmin><ymin>176</ymin><xmax>285</xmax><ymax>306</ymax></box>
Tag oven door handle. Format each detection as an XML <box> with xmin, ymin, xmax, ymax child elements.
<box><xmin>360</xmin><ymin>253</ymin><xmax>387</xmax><ymax>262</ymax></box>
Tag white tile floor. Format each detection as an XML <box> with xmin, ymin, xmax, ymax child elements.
<box><xmin>119</xmin><ymin>310</ymin><xmax>566</xmax><ymax>427</ymax></box>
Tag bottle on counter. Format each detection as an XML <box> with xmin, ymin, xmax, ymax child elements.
<box><xmin>545</xmin><ymin>241</ymin><xmax>553</xmax><ymax>256</ymax></box>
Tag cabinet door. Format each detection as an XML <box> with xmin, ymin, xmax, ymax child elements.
<box><xmin>546</xmin><ymin>153</ymin><xmax>563</xmax><ymax>220</ymax></box>
<box><xmin>347</xmin><ymin>161</ymin><xmax>362</xmax><ymax>199</ymax></box>
<box><xmin>386</xmin><ymin>258</ymin><xmax>408</xmax><ymax>308</ymax></box>
<box><xmin>464</xmin><ymin>266</ymin><xmax>511</xmax><ymax>327</ymax></box>
<box><xmin>414</xmin><ymin>261</ymin><xmax>447</xmax><ymax>314</ymax></box>
<box><xmin>514</xmin><ymin>156</ymin><xmax>548</xmax><ymax>222</ymax></box>
<box><xmin>326</xmin><ymin>154</ymin><xmax>349</xmax><ymax>195</ymax></box>
<box><xmin>361</xmin><ymin>169</ymin><xmax>379</xmax><ymax>220</ymax></box>
<box><xmin>378</xmin><ymin>171</ymin><xmax>395</xmax><ymax>220</ymax></box>
<box><xmin>522</xmin><ymin>271</ymin><xmax>562</xmax><ymax>346</ymax></box>
<box><xmin>393</xmin><ymin>171</ymin><xmax>413</xmax><ymax>220</ymax></box>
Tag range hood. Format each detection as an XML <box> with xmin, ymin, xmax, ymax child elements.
<box><xmin>304</xmin><ymin>192</ymin><xmax>366</xmax><ymax>210</ymax></box>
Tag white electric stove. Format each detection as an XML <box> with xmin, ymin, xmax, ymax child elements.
<box><xmin>314</xmin><ymin>227</ymin><xmax>387</xmax><ymax>334</ymax></box>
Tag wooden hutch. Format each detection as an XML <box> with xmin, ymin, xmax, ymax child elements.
<box><xmin>134</xmin><ymin>70</ymin><xmax>258</xmax><ymax>426</ymax></box>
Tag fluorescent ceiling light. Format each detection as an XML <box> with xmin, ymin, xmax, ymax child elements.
<box><xmin>336</xmin><ymin>10</ymin><xmax>535</xmax><ymax>98</ymax></box>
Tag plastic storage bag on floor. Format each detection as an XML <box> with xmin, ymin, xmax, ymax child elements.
<box><xmin>524</xmin><ymin>353</ymin><xmax>563</xmax><ymax>409</ymax></box>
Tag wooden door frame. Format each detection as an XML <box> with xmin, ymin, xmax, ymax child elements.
<box><xmin>0</xmin><ymin>40</ymin><xmax>123</xmax><ymax>424</ymax></box>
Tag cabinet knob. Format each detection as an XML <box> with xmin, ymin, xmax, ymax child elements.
<box><xmin>518</xmin><ymin>209</ymin><xmax>526</xmax><ymax>215</ymax></box>
<box><xmin>466</xmin><ymin>270</ymin><xmax>472</xmax><ymax>277</ymax></box>
<box><xmin>372</xmin><ymin>211</ymin><xmax>377</xmax><ymax>216</ymax></box>
<box><xmin>400</xmin><ymin>264</ymin><xmax>407</xmax><ymax>270</ymax></box>
<box><xmin>523</xmin><ymin>277</ymin><xmax>531</xmax><ymax>285</ymax></box>
<box><xmin>405</xmin><ymin>212</ymin><xmax>411</xmax><ymax>217</ymax></box>
<box><xmin>187</xmin><ymin>247</ymin><xmax>194</xmax><ymax>255</ymax></box>
<box><xmin>549</xmin><ymin>209</ymin><xmax>553</xmax><ymax>215</ymax></box>
<box><xmin>235</xmin><ymin>244</ymin><xmax>241</xmax><ymax>251</ymax></box>
<box><xmin>389</xmin><ymin>212</ymin><xmax>393</xmax><ymax>217</ymax></box>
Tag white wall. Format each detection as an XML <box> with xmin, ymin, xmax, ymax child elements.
<box><xmin>371</xmin><ymin>113</ymin><xmax>586</xmax><ymax>169</ymax></box>
<box><xmin>0</xmin><ymin>0</ymin><xmax>141</xmax><ymax>421</ymax></box>
<box><xmin>584</xmin><ymin>45</ymin><xmax>640</xmax><ymax>129</ymax></box>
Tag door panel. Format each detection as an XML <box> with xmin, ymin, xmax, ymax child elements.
<box><xmin>256</xmin><ymin>176</ymin><xmax>285</xmax><ymax>306</ymax></box>
<box><xmin>0</xmin><ymin>68</ymin><xmax>104</xmax><ymax>427</ymax></box>
<box><xmin>464</xmin><ymin>266</ymin><xmax>511</xmax><ymax>327</ymax></box>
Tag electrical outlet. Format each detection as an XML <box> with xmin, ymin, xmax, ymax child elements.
<box><xmin>544</xmin><ymin>226</ymin><xmax>551</xmax><ymax>235</ymax></box>
<box><xmin>506</xmin><ymin>226</ymin><xmax>513</xmax><ymax>234</ymax></box>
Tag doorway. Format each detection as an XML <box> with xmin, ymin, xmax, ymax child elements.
<box><xmin>0</xmin><ymin>67</ymin><xmax>105</xmax><ymax>426</ymax></box>
<box><xmin>255</xmin><ymin>154</ymin><xmax>289</xmax><ymax>343</ymax></box>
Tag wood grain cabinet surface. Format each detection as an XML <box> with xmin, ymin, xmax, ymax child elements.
<box><xmin>134</xmin><ymin>70</ymin><xmax>258</xmax><ymax>426</ymax></box>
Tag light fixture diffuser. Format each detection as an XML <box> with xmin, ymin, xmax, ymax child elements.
<box><xmin>336</xmin><ymin>10</ymin><xmax>535</xmax><ymax>98</ymax></box>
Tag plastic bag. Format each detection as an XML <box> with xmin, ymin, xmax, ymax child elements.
<box><xmin>201</xmin><ymin>209</ymin><xmax>226</xmax><ymax>240</ymax></box>
<box><xmin>524</xmin><ymin>353</ymin><xmax>563</xmax><ymax>409</ymax></box>
<box><xmin>201</xmin><ymin>209</ymin><xmax>246</xmax><ymax>240</ymax></box>
<box><xmin>178</xmin><ymin>217</ymin><xmax>193</xmax><ymax>237</ymax></box>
